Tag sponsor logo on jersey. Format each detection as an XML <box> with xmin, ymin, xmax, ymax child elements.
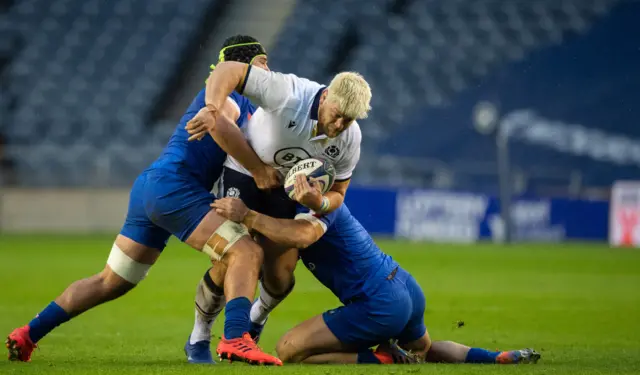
<box><xmin>274</xmin><ymin>147</ymin><xmax>312</xmax><ymax>168</ymax></box>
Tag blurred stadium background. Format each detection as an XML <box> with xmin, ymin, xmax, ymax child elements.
<box><xmin>1</xmin><ymin>0</ymin><xmax>639</xmax><ymax>242</ymax></box>
<box><xmin>1</xmin><ymin>1</ymin><xmax>640</xmax><ymax>374</ymax></box>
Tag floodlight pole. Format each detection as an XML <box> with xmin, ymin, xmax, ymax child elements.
<box><xmin>496</xmin><ymin>126</ymin><xmax>513</xmax><ymax>244</ymax></box>
<box><xmin>473</xmin><ymin>101</ymin><xmax>513</xmax><ymax>244</ymax></box>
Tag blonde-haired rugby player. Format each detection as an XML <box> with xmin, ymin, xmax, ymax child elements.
<box><xmin>185</xmin><ymin>63</ymin><xmax>372</xmax><ymax>347</ymax></box>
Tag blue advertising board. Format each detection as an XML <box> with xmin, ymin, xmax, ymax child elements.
<box><xmin>344</xmin><ymin>187</ymin><xmax>609</xmax><ymax>242</ymax></box>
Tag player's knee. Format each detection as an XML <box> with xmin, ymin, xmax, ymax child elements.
<box><xmin>416</xmin><ymin>336</ymin><xmax>433</xmax><ymax>356</ymax></box>
<box><xmin>276</xmin><ymin>335</ymin><xmax>307</xmax><ymax>363</ymax></box>
<box><xmin>202</xmin><ymin>220</ymin><xmax>260</xmax><ymax>264</ymax></box>
<box><xmin>229</xmin><ymin>238</ymin><xmax>263</xmax><ymax>266</ymax></box>
<box><xmin>403</xmin><ymin>332</ymin><xmax>432</xmax><ymax>357</ymax></box>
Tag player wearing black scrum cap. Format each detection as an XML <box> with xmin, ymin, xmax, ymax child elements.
<box><xmin>6</xmin><ymin>35</ymin><xmax>283</xmax><ymax>367</ymax></box>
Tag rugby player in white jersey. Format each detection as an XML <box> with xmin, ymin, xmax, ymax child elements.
<box><xmin>184</xmin><ymin>62</ymin><xmax>371</xmax><ymax>358</ymax></box>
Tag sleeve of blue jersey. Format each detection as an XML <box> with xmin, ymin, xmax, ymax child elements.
<box><xmin>295</xmin><ymin>204</ymin><xmax>338</xmax><ymax>228</ymax></box>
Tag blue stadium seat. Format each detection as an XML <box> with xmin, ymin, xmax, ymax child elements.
<box><xmin>1</xmin><ymin>0</ymin><xmax>216</xmax><ymax>185</ymax></box>
<box><xmin>1</xmin><ymin>0</ymin><xmax>633</xmax><ymax>192</ymax></box>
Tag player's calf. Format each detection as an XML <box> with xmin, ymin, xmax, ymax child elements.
<box><xmin>186</xmin><ymin>211</ymin><xmax>281</xmax><ymax>366</ymax></box>
<box><xmin>212</xmin><ymin>237</ymin><xmax>284</xmax><ymax>366</ymax></box>
<box><xmin>190</xmin><ymin>267</ymin><xmax>226</xmax><ymax>343</ymax></box>
<box><xmin>248</xmin><ymin>241</ymin><xmax>298</xmax><ymax>342</ymax></box>
<box><xmin>259</xmin><ymin>238</ymin><xmax>298</xmax><ymax>296</ymax></box>
<box><xmin>55</xmin><ymin>237</ymin><xmax>157</xmax><ymax>314</ymax></box>
<box><xmin>275</xmin><ymin>316</ymin><xmax>419</xmax><ymax>365</ymax></box>
<box><xmin>185</xmin><ymin>267</ymin><xmax>226</xmax><ymax>364</ymax></box>
<box><xmin>188</xmin><ymin>215</ymin><xmax>263</xmax><ymax>340</ymax></box>
<box><xmin>424</xmin><ymin>340</ymin><xmax>541</xmax><ymax>364</ymax></box>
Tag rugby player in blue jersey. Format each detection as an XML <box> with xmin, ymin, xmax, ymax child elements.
<box><xmin>6</xmin><ymin>35</ymin><xmax>283</xmax><ymax>366</ymax></box>
<box><xmin>212</xmin><ymin>174</ymin><xmax>541</xmax><ymax>365</ymax></box>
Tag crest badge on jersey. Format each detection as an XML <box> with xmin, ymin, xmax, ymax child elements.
<box><xmin>226</xmin><ymin>187</ymin><xmax>240</xmax><ymax>198</ymax></box>
<box><xmin>307</xmin><ymin>262</ymin><xmax>316</xmax><ymax>271</ymax></box>
<box><xmin>324</xmin><ymin>145</ymin><xmax>340</xmax><ymax>158</ymax></box>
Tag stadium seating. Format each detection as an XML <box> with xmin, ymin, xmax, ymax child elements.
<box><xmin>1</xmin><ymin>0</ymin><xmax>213</xmax><ymax>185</ymax></box>
<box><xmin>270</xmin><ymin>0</ymin><xmax>628</xmax><ymax>194</ymax></box>
<box><xmin>381</xmin><ymin>0</ymin><xmax>639</xmax><ymax>191</ymax></box>
<box><xmin>1</xmin><ymin>0</ymin><xmax>636</xmax><ymax>193</ymax></box>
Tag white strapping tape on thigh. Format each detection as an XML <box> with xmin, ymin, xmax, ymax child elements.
<box><xmin>203</xmin><ymin>220</ymin><xmax>249</xmax><ymax>261</ymax></box>
<box><xmin>106</xmin><ymin>244</ymin><xmax>152</xmax><ymax>284</ymax></box>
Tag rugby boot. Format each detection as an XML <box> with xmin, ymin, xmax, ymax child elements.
<box><xmin>496</xmin><ymin>348</ymin><xmax>541</xmax><ymax>364</ymax></box>
<box><xmin>184</xmin><ymin>335</ymin><xmax>215</xmax><ymax>364</ymax></box>
<box><xmin>374</xmin><ymin>339</ymin><xmax>422</xmax><ymax>364</ymax></box>
<box><xmin>6</xmin><ymin>325</ymin><xmax>37</xmax><ymax>362</ymax></box>
<box><xmin>216</xmin><ymin>332</ymin><xmax>282</xmax><ymax>366</ymax></box>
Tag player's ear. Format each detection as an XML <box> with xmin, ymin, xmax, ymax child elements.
<box><xmin>319</xmin><ymin>89</ymin><xmax>328</xmax><ymax>105</ymax></box>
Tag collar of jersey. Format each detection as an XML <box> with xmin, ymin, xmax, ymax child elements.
<box><xmin>310</xmin><ymin>87</ymin><xmax>327</xmax><ymax>141</ymax></box>
<box><xmin>309</xmin><ymin>132</ymin><xmax>327</xmax><ymax>142</ymax></box>
<box><xmin>310</xmin><ymin>87</ymin><xmax>325</xmax><ymax>121</ymax></box>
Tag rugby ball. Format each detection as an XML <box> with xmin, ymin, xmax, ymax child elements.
<box><xmin>284</xmin><ymin>158</ymin><xmax>336</xmax><ymax>200</ymax></box>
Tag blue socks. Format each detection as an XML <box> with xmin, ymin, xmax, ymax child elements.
<box><xmin>224</xmin><ymin>297</ymin><xmax>251</xmax><ymax>340</ymax></box>
<box><xmin>28</xmin><ymin>302</ymin><xmax>71</xmax><ymax>343</ymax></box>
<box><xmin>465</xmin><ymin>348</ymin><xmax>500</xmax><ymax>363</ymax></box>
<box><xmin>357</xmin><ymin>349</ymin><xmax>381</xmax><ymax>364</ymax></box>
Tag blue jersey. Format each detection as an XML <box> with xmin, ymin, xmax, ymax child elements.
<box><xmin>149</xmin><ymin>89</ymin><xmax>255</xmax><ymax>190</ymax></box>
<box><xmin>297</xmin><ymin>204</ymin><xmax>399</xmax><ymax>304</ymax></box>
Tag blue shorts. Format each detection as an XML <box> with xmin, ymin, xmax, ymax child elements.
<box><xmin>323</xmin><ymin>268</ymin><xmax>427</xmax><ymax>349</ymax></box>
<box><xmin>119</xmin><ymin>169</ymin><xmax>214</xmax><ymax>250</ymax></box>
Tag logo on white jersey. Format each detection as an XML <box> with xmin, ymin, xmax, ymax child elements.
<box><xmin>324</xmin><ymin>145</ymin><xmax>340</xmax><ymax>158</ymax></box>
<box><xmin>226</xmin><ymin>187</ymin><xmax>240</xmax><ymax>198</ymax></box>
<box><xmin>274</xmin><ymin>147</ymin><xmax>312</xmax><ymax>168</ymax></box>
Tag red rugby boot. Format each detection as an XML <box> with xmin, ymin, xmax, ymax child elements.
<box><xmin>6</xmin><ymin>326</ymin><xmax>37</xmax><ymax>362</ymax></box>
<box><xmin>216</xmin><ymin>332</ymin><xmax>282</xmax><ymax>366</ymax></box>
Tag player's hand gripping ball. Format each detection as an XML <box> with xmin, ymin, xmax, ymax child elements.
<box><xmin>284</xmin><ymin>158</ymin><xmax>336</xmax><ymax>200</ymax></box>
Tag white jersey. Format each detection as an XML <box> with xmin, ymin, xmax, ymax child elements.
<box><xmin>224</xmin><ymin>67</ymin><xmax>361</xmax><ymax>181</ymax></box>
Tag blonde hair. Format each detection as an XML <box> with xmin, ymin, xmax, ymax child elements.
<box><xmin>326</xmin><ymin>72</ymin><xmax>372</xmax><ymax>119</ymax></box>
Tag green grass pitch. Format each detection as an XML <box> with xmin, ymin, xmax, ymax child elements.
<box><xmin>1</xmin><ymin>234</ymin><xmax>639</xmax><ymax>375</ymax></box>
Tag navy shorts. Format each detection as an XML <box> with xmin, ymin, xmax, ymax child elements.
<box><xmin>323</xmin><ymin>268</ymin><xmax>427</xmax><ymax>349</ymax></box>
<box><xmin>219</xmin><ymin>167</ymin><xmax>296</xmax><ymax>219</ymax></box>
<box><xmin>119</xmin><ymin>169</ymin><xmax>214</xmax><ymax>250</ymax></box>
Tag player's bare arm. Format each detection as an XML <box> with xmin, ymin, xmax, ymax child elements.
<box><xmin>188</xmin><ymin>100</ymin><xmax>280</xmax><ymax>189</ymax></box>
<box><xmin>205</xmin><ymin>61</ymin><xmax>250</xmax><ymax>111</ymax></box>
<box><xmin>295</xmin><ymin>173</ymin><xmax>349</xmax><ymax>213</ymax></box>
<box><xmin>323</xmin><ymin>179</ymin><xmax>350</xmax><ymax>212</ymax></box>
<box><xmin>185</xmin><ymin>62</ymin><xmax>249</xmax><ymax>139</ymax></box>
<box><xmin>211</xmin><ymin>197</ymin><xmax>324</xmax><ymax>249</ymax></box>
<box><xmin>187</xmin><ymin>97</ymin><xmax>240</xmax><ymax>141</ymax></box>
<box><xmin>206</xmin><ymin>103</ymin><xmax>276</xmax><ymax>186</ymax></box>
<box><xmin>185</xmin><ymin>59</ymin><xmax>281</xmax><ymax>189</ymax></box>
